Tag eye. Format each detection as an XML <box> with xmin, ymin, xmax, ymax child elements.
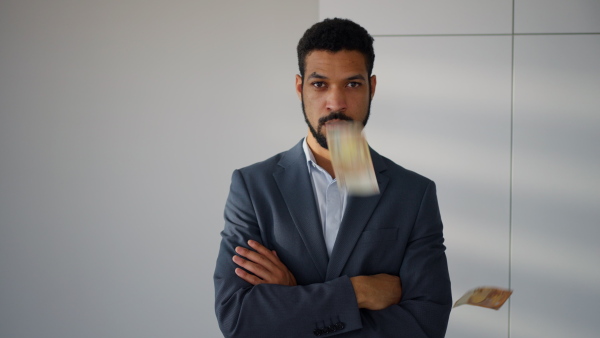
<box><xmin>347</xmin><ymin>81</ymin><xmax>362</xmax><ymax>88</ymax></box>
<box><xmin>311</xmin><ymin>81</ymin><xmax>326</xmax><ymax>88</ymax></box>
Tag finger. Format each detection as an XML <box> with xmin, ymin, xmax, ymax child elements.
<box><xmin>245</xmin><ymin>243</ymin><xmax>296</xmax><ymax>286</ymax></box>
<box><xmin>247</xmin><ymin>240</ymin><xmax>280</xmax><ymax>265</ymax></box>
<box><xmin>232</xmin><ymin>254</ymin><xmax>271</xmax><ymax>280</ymax></box>
<box><xmin>236</xmin><ymin>245</ymin><xmax>278</xmax><ymax>272</ymax></box>
<box><xmin>247</xmin><ymin>241</ymin><xmax>288</xmax><ymax>272</ymax></box>
<box><xmin>235</xmin><ymin>246</ymin><xmax>274</xmax><ymax>269</ymax></box>
<box><xmin>234</xmin><ymin>267</ymin><xmax>264</xmax><ymax>286</ymax></box>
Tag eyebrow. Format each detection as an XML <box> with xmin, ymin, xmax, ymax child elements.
<box><xmin>307</xmin><ymin>72</ymin><xmax>328</xmax><ymax>80</ymax></box>
<box><xmin>347</xmin><ymin>74</ymin><xmax>367</xmax><ymax>81</ymax></box>
<box><xmin>306</xmin><ymin>72</ymin><xmax>367</xmax><ymax>81</ymax></box>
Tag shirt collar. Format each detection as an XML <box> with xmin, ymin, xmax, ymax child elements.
<box><xmin>302</xmin><ymin>137</ymin><xmax>317</xmax><ymax>171</ymax></box>
<box><xmin>303</xmin><ymin>137</ymin><xmax>339</xmax><ymax>184</ymax></box>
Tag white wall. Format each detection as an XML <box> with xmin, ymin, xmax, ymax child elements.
<box><xmin>0</xmin><ymin>1</ymin><xmax>317</xmax><ymax>337</ymax></box>
<box><xmin>321</xmin><ymin>0</ymin><xmax>600</xmax><ymax>337</ymax></box>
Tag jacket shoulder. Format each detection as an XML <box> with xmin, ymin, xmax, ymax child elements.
<box><xmin>373</xmin><ymin>150</ymin><xmax>434</xmax><ymax>187</ymax></box>
<box><xmin>235</xmin><ymin>140</ymin><xmax>304</xmax><ymax>177</ymax></box>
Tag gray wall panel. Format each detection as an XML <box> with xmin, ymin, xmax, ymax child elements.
<box><xmin>511</xmin><ymin>35</ymin><xmax>600</xmax><ymax>338</ymax></box>
<box><xmin>369</xmin><ymin>36</ymin><xmax>513</xmax><ymax>338</ymax></box>
<box><xmin>515</xmin><ymin>0</ymin><xmax>600</xmax><ymax>33</ymax></box>
<box><xmin>320</xmin><ymin>0</ymin><xmax>513</xmax><ymax>35</ymax></box>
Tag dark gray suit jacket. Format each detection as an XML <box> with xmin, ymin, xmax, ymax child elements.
<box><xmin>214</xmin><ymin>140</ymin><xmax>451</xmax><ymax>337</ymax></box>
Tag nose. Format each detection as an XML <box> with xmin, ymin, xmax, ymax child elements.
<box><xmin>326</xmin><ymin>86</ymin><xmax>347</xmax><ymax>112</ymax></box>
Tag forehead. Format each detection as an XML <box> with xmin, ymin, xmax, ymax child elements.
<box><xmin>304</xmin><ymin>50</ymin><xmax>368</xmax><ymax>76</ymax></box>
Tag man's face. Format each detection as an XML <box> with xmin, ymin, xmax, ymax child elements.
<box><xmin>296</xmin><ymin>50</ymin><xmax>376</xmax><ymax>150</ymax></box>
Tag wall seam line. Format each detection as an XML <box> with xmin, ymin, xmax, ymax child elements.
<box><xmin>508</xmin><ymin>1</ymin><xmax>516</xmax><ymax>337</ymax></box>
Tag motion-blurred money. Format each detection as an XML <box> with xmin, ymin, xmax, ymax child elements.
<box><xmin>326</xmin><ymin>121</ymin><xmax>379</xmax><ymax>196</ymax></box>
<box><xmin>453</xmin><ymin>287</ymin><xmax>513</xmax><ymax>310</ymax></box>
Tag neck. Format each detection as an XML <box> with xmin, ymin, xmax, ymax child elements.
<box><xmin>306</xmin><ymin>134</ymin><xmax>335</xmax><ymax>178</ymax></box>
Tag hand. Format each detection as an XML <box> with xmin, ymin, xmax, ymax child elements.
<box><xmin>232</xmin><ymin>240</ymin><xmax>297</xmax><ymax>286</ymax></box>
<box><xmin>350</xmin><ymin>273</ymin><xmax>402</xmax><ymax>310</ymax></box>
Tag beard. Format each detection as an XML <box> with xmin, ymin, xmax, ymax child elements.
<box><xmin>301</xmin><ymin>97</ymin><xmax>371</xmax><ymax>150</ymax></box>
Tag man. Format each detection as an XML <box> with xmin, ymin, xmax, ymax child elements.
<box><xmin>214</xmin><ymin>18</ymin><xmax>451</xmax><ymax>337</ymax></box>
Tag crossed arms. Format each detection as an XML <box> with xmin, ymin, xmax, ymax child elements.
<box><xmin>214</xmin><ymin>168</ymin><xmax>452</xmax><ymax>337</ymax></box>
<box><xmin>233</xmin><ymin>239</ymin><xmax>402</xmax><ymax>311</ymax></box>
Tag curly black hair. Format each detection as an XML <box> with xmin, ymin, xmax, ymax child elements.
<box><xmin>297</xmin><ymin>18</ymin><xmax>375</xmax><ymax>78</ymax></box>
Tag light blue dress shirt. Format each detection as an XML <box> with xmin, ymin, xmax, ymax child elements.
<box><xmin>302</xmin><ymin>138</ymin><xmax>347</xmax><ymax>257</ymax></box>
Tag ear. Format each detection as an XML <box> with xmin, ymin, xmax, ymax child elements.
<box><xmin>369</xmin><ymin>75</ymin><xmax>377</xmax><ymax>99</ymax></box>
<box><xmin>295</xmin><ymin>74</ymin><xmax>303</xmax><ymax>100</ymax></box>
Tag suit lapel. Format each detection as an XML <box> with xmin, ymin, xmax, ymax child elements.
<box><xmin>273</xmin><ymin>141</ymin><xmax>329</xmax><ymax>280</ymax></box>
<box><xmin>326</xmin><ymin>149</ymin><xmax>389</xmax><ymax>280</ymax></box>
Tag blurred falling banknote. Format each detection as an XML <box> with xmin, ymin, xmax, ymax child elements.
<box><xmin>453</xmin><ymin>287</ymin><xmax>513</xmax><ymax>310</ymax></box>
<box><xmin>326</xmin><ymin>121</ymin><xmax>379</xmax><ymax>196</ymax></box>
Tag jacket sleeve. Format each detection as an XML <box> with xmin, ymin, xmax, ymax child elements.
<box><xmin>351</xmin><ymin>181</ymin><xmax>452</xmax><ymax>338</ymax></box>
<box><xmin>214</xmin><ymin>170</ymin><xmax>363</xmax><ymax>337</ymax></box>
<box><xmin>213</xmin><ymin>170</ymin><xmax>451</xmax><ymax>337</ymax></box>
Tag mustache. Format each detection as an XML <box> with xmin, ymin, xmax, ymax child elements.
<box><xmin>317</xmin><ymin>111</ymin><xmax>353</xmax><ymax>128</ymax></box>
